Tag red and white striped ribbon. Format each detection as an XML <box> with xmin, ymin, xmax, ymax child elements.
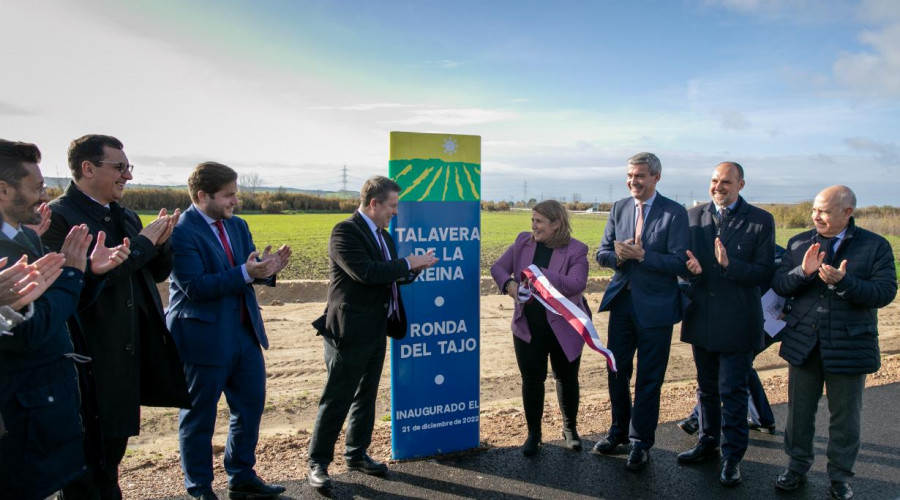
<box><xmin>519</xmin><ymin>264</ymin><xmax>617</xmax><ymax>372</ymax></box>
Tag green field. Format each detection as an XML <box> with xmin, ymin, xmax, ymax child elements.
<box><xmin>141</xmin><ymin>211</ymin><xmax>900</xmax><ymax>280</ymax></box>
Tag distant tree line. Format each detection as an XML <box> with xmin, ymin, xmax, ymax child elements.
<box><xmin>41</xmin><ymin>186</ymin><xmax>357</xmax><ymax>214</ymax></box>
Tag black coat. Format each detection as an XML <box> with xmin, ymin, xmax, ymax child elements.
<box><xmin>772</xmin><ymin>218</ymin><xmax>897</xmax><ymax>374</ymax></box>
<box><xmin>44</xmin><ymin>182</ymin><xmax>189</xmax><ymax>438</ymax></box>
<box><xmin>680</xmin><ymin>198</ymin><xmax>776</xmax><ymax>352</ymax></box>
<box><xmin>0</xmin><ymin>228</ymin><xmax>89</xmax><ymax>500</ymax></box>
<box><xmin>313</xmin><ymin>211</ymin><xmax>416</xmax><ymax>343</ymax></box>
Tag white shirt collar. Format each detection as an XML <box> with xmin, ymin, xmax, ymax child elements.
<box><xmin>357</xmin><ymin>210</ymin><xmax>381</xmax><ymax>238</ymax></box>
<box><xmin>635</xmin><ymin>191</ymin><xmax>658</xmax><ymax>208</ymax></box>
<box><xmin>193</xmin><ymin>204</ymin><xmax>219</xmax><ymax>225</ymax></box>
<box><xmin>1</xmin><ymin>222</ymin><xmax>19</xmax><ymax>240</ymax></box>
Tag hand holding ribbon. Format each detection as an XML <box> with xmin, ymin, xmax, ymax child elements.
<box><xmin>519</xmin><ymin>264</ymin><xmax>617</xmax><ymax>372</ymax></box>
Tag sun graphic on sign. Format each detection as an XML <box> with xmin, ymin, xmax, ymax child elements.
<box><xmin>442</xmin><ymin>137</ymin><xmax>458</xmax><ymax>155</ymax></box>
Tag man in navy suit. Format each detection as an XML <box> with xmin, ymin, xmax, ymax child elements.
<box><xmin>593</xmin><ymin>152</ymin><xmax>689</xmax><ymax>470</ymax></box>
<box><xmin>0</xmin><ymin>138</ymin><xmax>130</xmax><ymax>499</ymax></box>
<box><xmin>677</xmin><ymin>162</ymin><xmax>775</xmax><ymax>486</ymax></box>
<box><xmin>308</xmin><ymin>176</ymin><xmax>437</xmax><ymax>490</ymax></box>
<box><xmin>167</xmin><ymin>162</ymin><xmax>292</xmax><ymax>500</ymax></box>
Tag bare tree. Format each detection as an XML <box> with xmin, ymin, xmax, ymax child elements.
<box><xmin>240</xmin><ymin>173</ymin><xmax>264</xmax><ymax>193</ymax></box>
<box><xmin>572</xmin><ymin>192</ymin><xmax>582</xmax><ymax>203</ymax></box>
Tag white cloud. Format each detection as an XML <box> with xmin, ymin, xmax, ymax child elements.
<box><xmin>309</xmin><ymin>103</ymin><xmax>418</xmax><ymax>111</ymax></box>
<box><xmin>833</xmin><ymin>21</ymin><xmax>900</xmax><ymax>98</ymax></box>
<box><xmin>378</xmin><ymin>108</ymin><xmax>518</xmax><ymax>126</ymax></box>
<box><xmin>717</xmin><ymin>110</ymin><xmax>752</xmax><ymax>130</ymax></box>
<box><xmin>843</xmin><ymin>137</ymin><xmax>900</xmax><ymax>165</ymax></box>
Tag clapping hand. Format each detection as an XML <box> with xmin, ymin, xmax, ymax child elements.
<box><xmin>685</xmin><ymin>250</ymin><xmax>702</xmax><ymax>275</ymax></box>
<box><xmin>89</xmin><ymin>232</ymin><xmax>131</xmax><ymax>275</ymax></box>
<box><xmin>801</xmin><ymin>242</ymin><xmax>826</xmax><ymax>277</ymax></box>
<box><xmin>614</xmin><ymin>238</ymin><xmax>645</xmax><ymax>262</ymax></box>
<box><xmin>406</xmin><ymin>249</ymin><xmax>438</xmax><ymax>271</ymax></box>
<box><xmin>714</xmin><ymin>237</ymin><xmax>729</xmax><ymax>268</ymax></box>
<box><xmin>60</xmin><ymin>224</ymin><xmax>93</xmax><ymax>272</ymax></box>
<box><xmin>22</xmin><ymin>203</ymin><xmax>52</xmax><ymax>237</ymax></box>
<box><xmin>140</xmin><ymin>208</ymin><xmax>180</xmax><ymax>246</ymax></box>
<box><xmin>819</xmin><ymin>260</ymin><xmax>847</xmax><ymax>285</ymax></box>
<box><xmin>259</xmin><ymin>244</ymin><xmax>292</xmax><ymax>274</ymax></box>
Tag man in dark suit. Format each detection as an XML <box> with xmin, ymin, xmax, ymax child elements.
<box><xmin>0</xmin><ymin>138</ymin><xmax>130</xmax><ymax>499</ymax></box>
<box><xmin>593</xmin><ymin>152</ymin><xmax>689</xmax><ymax>470</ymax></box>
<box><xmin>676</xmin><ymin>162</ymin><xmax>775</xmax><ymax>486</ymax></box>
<box><xmin>771</xmin><ymin>185</ymin><xmax>896</xmax><ymax>500</ymax></box>
<box><xmin>168</xmin><ymin>162</ymin><xmax>291</xmax><ymax>500</ymax></box>
<box><xmin>44</xmin><ymin>134</ymin><xmax>190</xmax><ymax>499</ymax></box>
<box><xmin>308</xmin><ymin>175</ymin><xmax>437</xmax><ymax>490</ymax></box>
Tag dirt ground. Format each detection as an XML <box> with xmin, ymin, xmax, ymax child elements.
<box><xmin>121</xmin><ymin>280</ymin><xmax>900</xmax><ymax>498</ymax></box>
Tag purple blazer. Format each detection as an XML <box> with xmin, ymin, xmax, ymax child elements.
<box><xmin>490</xmin><ymin>231</ymin><xmax>590</xmax><ymax>362</ymax></box>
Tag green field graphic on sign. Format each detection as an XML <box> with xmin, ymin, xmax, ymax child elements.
<box><xmin>389</xmin><ymin>159</ymin><xmax>481</xmax><ymax>202</ymax></box>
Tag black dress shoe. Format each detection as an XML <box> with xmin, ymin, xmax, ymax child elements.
<box><xmin>774</xmin><ymin>469</ymin><xmax>807</xmax><ymax>491</ymax></box>
<box><xmin>678</xmin><ymin>416</ymin><xmax>699</xmax><ymax>435</ymax></box>
<box><xmin>346</xmin><ymin>454</ymin><xmax>388</xmax><ymax>475</ymax></box>
<box><xmin>193</xmin><ymin>493</ymin><xmax>219</xmax><ymax>500</ymax></box>
<box><xmin>308</xmin><ymin>464</ymin><xmax>332</xmax><ymax>489</ymax></box>
<box><xmin>562</xmin><ymin>430</ymin><xmax>582</xmax><ymax>451</ymax></box>
<box><xmin>720</xmin><ymin>459</ymin><xmax>742</xmax><ymax>486</ymax></box>
<box><xmin>828</xmin><ymin>481</ymin><xmax>854</xmax><ymax>500</ymax></box>
<box><xmin>228</xmin><ymin>476</ymin><xmax>286</xmax><ymax>499</ymax></box>
<box><xmin>625</xmin><ymin>448</ymin><xmax>650</xmax><ymax>471</ymax></box>
<box><xmin>677</xmin><ymin>442</ymin><xmax>720</xmax><ymax>464</ymax></box>
<box><xmin>590</xmin><ymin>435</ymin><xmax>629</xmax><ymax>455</ymax></box>
<box><xmin>522</xmin><ymin>433</ymin><xmax>541</xmax><ymax>456</ymax></box>
<box><xmin>748</xmin><ymin>419</ymin><xmax>776</xmax><ymax>434</ymax></box>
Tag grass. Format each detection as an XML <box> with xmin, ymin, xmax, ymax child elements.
<box><xmin>141</xmin><ymin>211</ymin><xmax>900</xmax><ymax>280</ymax></box>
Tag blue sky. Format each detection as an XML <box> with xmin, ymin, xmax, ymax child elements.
<box><xmin>2</xmin><ymin>0</ymin><xmax>898</xmax><ymax>204</ymax></box>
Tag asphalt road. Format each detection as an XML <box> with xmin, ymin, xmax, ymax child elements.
<box><xmin>165</xmin><ymin>382</ymin><xmax>900</xmax><ymax>499</ymax></box>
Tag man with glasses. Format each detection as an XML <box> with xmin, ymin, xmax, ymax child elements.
<box><xmin>43</xmin><ymin>135</ymin><xmax>190</xmax><ymax>499</ymax></box>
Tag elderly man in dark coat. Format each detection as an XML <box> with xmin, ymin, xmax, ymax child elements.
<box><xmin>771</xmin><ymin>185</ymin><xmax>896</xmax><ymax>500</ymax></box>
<box><xmin>676</xmin><ymin>162</ymin><xmax>775</xmax><ymax>486</ymax></box>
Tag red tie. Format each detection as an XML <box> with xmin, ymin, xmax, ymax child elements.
<box><xmin>377</xmin><ymin>230</ymin><xmax>400</xmax><ymax>320</ymax></box>
<box><xmin>215</xmin><ymin>220</ymin><xmax>248</xmax><ymax>325</ymax></box>
<box><xmin>215</xmin><ymin>220</ymin><xmax>236</xmax><ymax>266</ymax></box>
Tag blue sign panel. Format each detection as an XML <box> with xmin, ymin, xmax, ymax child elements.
<box><xmin>389</xmin><ymin>202</ymin><xmax>481</xmax><ymax>459</ymax></box>
<box><xmin>388</xmin><ymin>131</ymin><xmax>481</xmax><ymax>460</ymax></box>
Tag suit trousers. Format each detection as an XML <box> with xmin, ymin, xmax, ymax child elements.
<box><xmin>308</xmin><ymin>335</ymin><xmax>386</xmax><ymax>467</ymax></box>
<box><xmin>784</xmin><ymin>347</ymin><xmax>866</xmax><ymax>483</ymax></box>
<box><xmin>689</xmin><ymin>331</ymin><xmax>781</xmax><ymax>428</ymax></box>
<box><xmin>606</xmin><ymin>290</ymin><xmax>673</xmax><ymax>450</ymax></box>
<box><xmin>693</xmin><ymin>346</ymin><xmax>753</xmax><ymax>461</ymax></box>
<box><xmin>513</xmin><ymin>328</ymin><xmax>581</xmax><ymax>435</ymax></box>
<box><xmin>178</xmin><ymin>325</ymin><xmax>266</xmax><ymax>497</ymax></box>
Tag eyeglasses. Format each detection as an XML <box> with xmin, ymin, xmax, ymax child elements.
<box><xmin>96</xmin><ymin>161</ymin><xmax>135</xmax><ymax>174</ymax></box>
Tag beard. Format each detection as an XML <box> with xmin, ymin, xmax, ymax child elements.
<box><xmin>9</xmin><ymin>192</ymin><xmax>41</xmax><ymax>225</ymax></box>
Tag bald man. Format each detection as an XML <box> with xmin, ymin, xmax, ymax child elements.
<box><xmin>771</xmin><ymin>186</ymin><xmax>896</xmax><ymax>500</ymax></box>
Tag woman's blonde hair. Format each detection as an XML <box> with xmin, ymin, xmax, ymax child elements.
<box><xmin>532</xmin><ymin>200</ymin><xmax>572</xmax><ymax>248</ymax></box>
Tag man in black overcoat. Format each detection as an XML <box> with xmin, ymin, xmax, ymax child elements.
<box><xmin>677</xmin><ymin>162</ymin><xmax>775</xmax><ymax>486</ymax></box>
<box><xmin>44</xmin><ymin>134</ymin><xmax>190</xmax><ymax>499</ymax></box>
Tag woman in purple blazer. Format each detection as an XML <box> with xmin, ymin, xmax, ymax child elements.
<box><xmin>490</xmin><ymin>200</ymin><xmax>590</xmax><ymax>456</ymax></box>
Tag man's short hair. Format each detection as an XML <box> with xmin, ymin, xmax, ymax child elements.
<box><xmin>68</xmin><ymin>134</ymin><xmax>124</xmax><ymax>180</ymax></box>
<box><xmin>188</xmin><ymin>162</ymin><xmax>238</xmax><ymax>202</ymax></box>
<box><xmin>0</xmin><ymin>139</ymin><xmax>41</xmax><ymax>188</ymax></box>
<box><xmin>360</xmin><ymin>175</ymin><xmax>401</xmax><ymax>207</ymax></box>
<box><xmin>627</xmin><ymin>152</ymin><xmax>662</xmax><ymax>176</ymax></box>
<box><xmin>719</xmin><ymin>161</ymin><xmax>745</xmax><ymax>180</ymax></box>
